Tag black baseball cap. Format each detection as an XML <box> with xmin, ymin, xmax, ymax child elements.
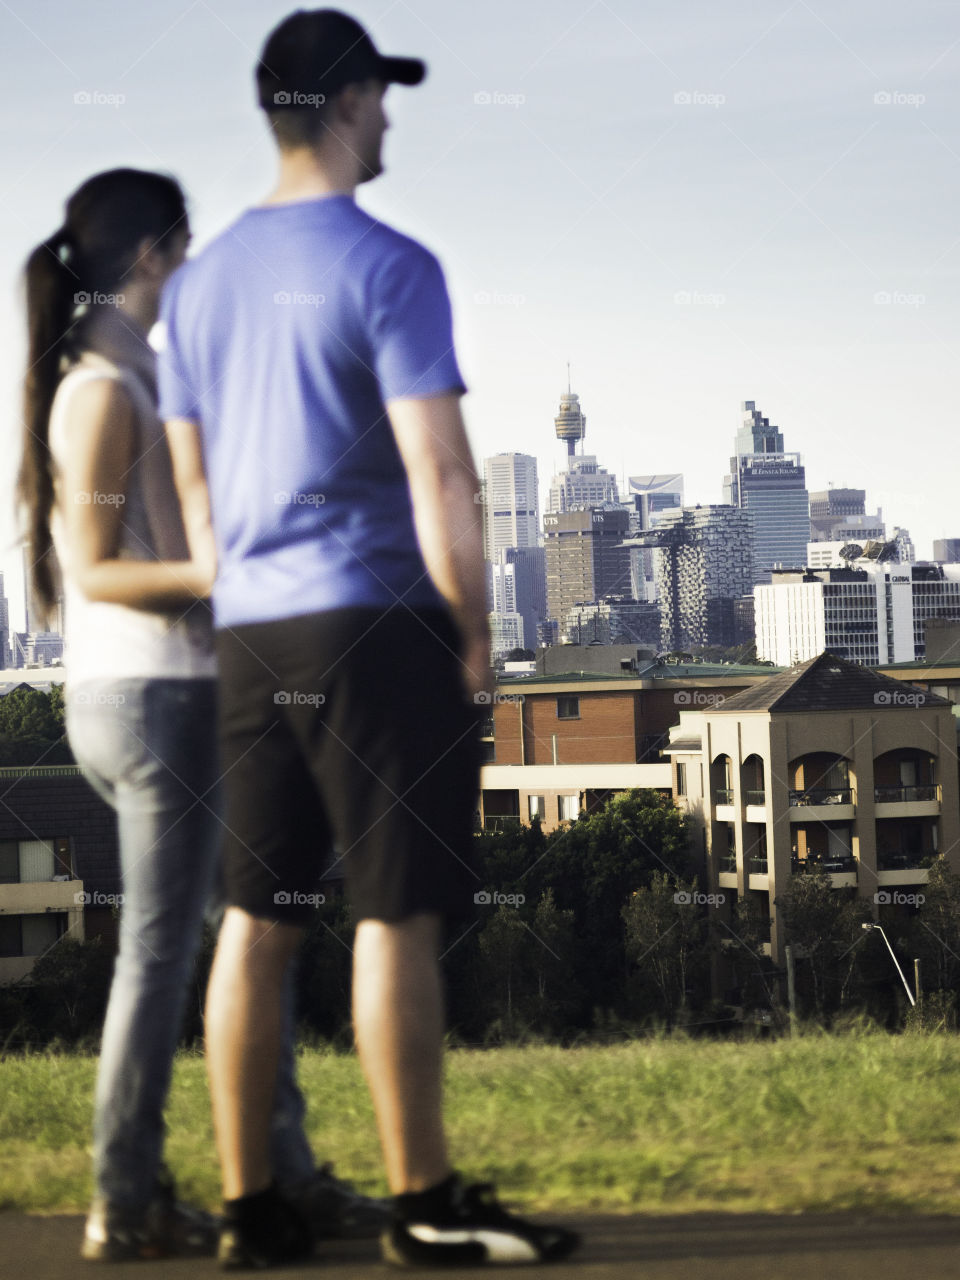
<box><xmin>257</xmin><ymin>9</ymin><xmax>426</xmax><ymax>109</ymax></box>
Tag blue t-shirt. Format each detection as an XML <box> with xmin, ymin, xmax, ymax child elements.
<box><xmin>157</xmin><ymin>193</ymin><xmax>466</xmax><ymax>628</ymax></box>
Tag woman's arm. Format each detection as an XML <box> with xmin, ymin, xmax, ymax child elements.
<box><xmin>59</xmin><ymin>375</ymin><xmax>213</xmax><ymax>608</ymax></box>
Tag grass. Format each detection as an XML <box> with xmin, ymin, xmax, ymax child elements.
<box><xmin>3</xmin><ymin>1029</ymin><xmax>960</xmax><ymax>1215</ymax></box>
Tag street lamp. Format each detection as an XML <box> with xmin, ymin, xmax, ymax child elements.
<box><xmin>862</xmin><ymin>922</ymin><xmax>916</xmax><ymax>1006</ymax></box>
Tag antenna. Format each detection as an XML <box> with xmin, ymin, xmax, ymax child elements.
<box><xmin>566</xmin><ymin>361</ymin><xmax>571</xmax><ymax>394</ymax></box>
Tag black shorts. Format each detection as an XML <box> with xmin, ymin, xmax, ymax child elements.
<box><xmin>214</xmin><ymin>606</ymin><xmax>482</xmax><ymax>926</ymax></box>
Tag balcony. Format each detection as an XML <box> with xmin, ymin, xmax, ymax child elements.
<box><xmin>714</xmin><ymin>788</ymin><xmax>734</xmax><ymax>805</ymax></box>
<box><xmin>873</xmin><ymin>784</ymin><xmax>941</xmax><ymax>819</ymax></box>
<box><xmin>789</xmin><ymin>787</ymin><xmax>852</xmax><ymax>806</ymax></box>
<box><xmin>791</xmin><ymin>855</ymin><xmax>857</xmax><ymax>886</ymax></box>
<box><xmin>744</xmin><ymin>790</ymin><xmax>766</xmax><ymax>806</ymax></box>
<box><xmin>718</xmin><ymin>854</ymin><xmax>737</xmax><ymax>874</ymax></box>
<box><xmin>749</xmin><ymin>856</ymin><xmax>769</xmax><ymax>874</ymax></box>
<box><xmin>478</xmin><ymin>816</ymin><xmax>522</xmax><ymax>835</ymax></box>
<box><xmin>876</xmin><ymin>849</ymin><xmax>937</xmax><ymax>872</ymax></box>
<box><xmin>788</xmin><ymin>787</ymin><xmax>856</xmax><ymax>822</ymax></box>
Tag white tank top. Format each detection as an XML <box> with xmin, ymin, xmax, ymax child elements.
<box><xmin>48</xmin><ymin>355</ymin><xmax>217</xmax><ymax>683</ymax></box>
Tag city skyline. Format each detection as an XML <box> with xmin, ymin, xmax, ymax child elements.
<box><xmin>3</xmin><ymin>0</ymin><xmax>960</xmax><ymax>628</ymax></box>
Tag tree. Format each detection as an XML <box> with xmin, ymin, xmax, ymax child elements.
<box><xmin>0</xmin><ymin>685</ymin><xmax>73</xmax><ymax>765</ymax></box>
<box><xmin>775</xmin><ymin>868</ymin><xmax>871</xmax><ymax>1017</ymax></box>
<box><xmin>622</xmin><ymin>872</ymin><xmax>709</xmax><ymax>1023</ymax></box>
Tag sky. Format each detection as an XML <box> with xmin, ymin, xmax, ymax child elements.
<box><xmin>1</xmin><ymin>0</ymin><xmax>958</xmax><ymax>631</ymax></box>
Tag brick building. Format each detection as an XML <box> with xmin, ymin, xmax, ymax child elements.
<box><xmin>478</xmin><ymin>661</ymin><xmax>777</xmax><ymax>833</ymax></box>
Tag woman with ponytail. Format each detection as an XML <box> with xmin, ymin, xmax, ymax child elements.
<box><xmin>18</xmin><ymin>169</ymin><xmax>386</xmax><ymax>1262</ymax></box>
<box><xmin>19</xmin><ymin>168</ymin><xmax>222</xmax><ymax>1260</ymax></box>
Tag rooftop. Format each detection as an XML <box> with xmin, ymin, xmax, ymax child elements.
<box><xmin>712</xmin><ymin>652</ymin><xmax>950</xmax><ymax>713</ymax></box>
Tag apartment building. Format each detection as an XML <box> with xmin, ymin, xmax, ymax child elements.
<box><xmin>0</xmin><ymin>765</ymin><xmax>119</xmax><ymax>983</ymax></box>
<box><xmin>478</xmin><ymin>661</ymin><xmax>778</xmax><ymax>833</ymax></box>
<box><xmin>665</xmin><ymin>652</ymin><xmax>960</xmax><ymax>968</ymax></box>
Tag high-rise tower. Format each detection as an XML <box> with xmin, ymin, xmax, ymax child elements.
<box><xmin>723</xmin><ymin>401</ymin><xmax>809</xmax><ymax>585</ymax></box>
<box><xmin>553</xmin><ymin>365</ymin><xmax>586</xmax><ymax>458</ymax></box>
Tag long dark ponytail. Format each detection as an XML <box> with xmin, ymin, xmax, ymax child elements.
<box><xmin>17</xmin><ymin>168</ymin><xmax>188</xmax><ymax>621</ymax></box>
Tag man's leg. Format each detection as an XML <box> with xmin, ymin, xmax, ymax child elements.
<box><xmin>352</xmin><ymin>912</ymin><xmax>450</xmax><ymax>1193</ymax></box>
<box><xmin>205</xmin><ymin>907</ymin><xmax>303</xmax><ymax>1198</ymax></box>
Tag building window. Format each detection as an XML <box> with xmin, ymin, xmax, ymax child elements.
<box><xmin>0</xmin><ymin>839</ymin><xmax>56</xmax><ymax>885</ymax></box>
<box><xmin>0</xmin><ymin>842</ymin><xmax>18</xmax><ymax>884</ymax></box>
<box><xmin>557</xmin><ymin>695</ymin><xmax>580</xmax><ymax>720</ymax></box>
<box><xmin>558</xmin><ymin>794</ymin><xmax>580</xmax><ymax>822</ymax></box>
<box><xmin>0</xmin><ymin>913</ymin><xmax>65</xmax><ymax>957</ymax></box>
<box><xmin>677</xmin><ymin>762</ymin><xmax>687</xmax><ymax>796</ymax></box>
<box><xmin>528</xmin><ymin>795</ymin><xmax>545</xmax><ymax>821</ymax></box>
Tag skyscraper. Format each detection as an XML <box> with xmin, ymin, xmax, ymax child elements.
<box><xmin>543</xmin><ymin>508</ymin><xmax>633</xmax><ymax>626</ymax></box>
<box><xmin>0</xmin><ymin>574</ymin><xmax>8</xmax><ymax>670</ymax></box>
<box><xmin>627</xmin><ymin>474</ymin><xmax>684</xmax><ymax>602</ymax></box>
<box><xmin>546</xmin><ymin>382</ymin><xmax>619</xmax><ymax>513</ymax></box>
<box><xmin>723</xmin><ymin>401</ymin><xmax>809</xmax><ymax>584</ymax></box>
<box><xmin>482</xmin><ymin>453</ymin><xmax>540</xmax><ymax>561</ymax></box>
<box><xmin>934</xmin><ymin>539</ymin><xmax>960</xmax><ymax>564</ymax></box>
<box><xmin>628</xmin><ymin>505</ymin><xmax>755</xmax><ymax>651</ymax></box>
<box><xmin>491</xmin><ymin>546</ymin><xmax>547</xmax><ymax>654</ymax></box>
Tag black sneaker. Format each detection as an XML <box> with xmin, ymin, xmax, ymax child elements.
<box><xmin>217</xmin><ymin>1186</ymin><xmax>314</xmax><ymax>1271</ymax></box>
<box><xmin>382</xmin><ymin>1175</ymin><xmax>581</xmax><ymax>1268</ymax></box>
<box><xmin>284</xmin><ymin>1161</ymin><xmax>390</xmax><ymax>1239</ymax></box>
<box><xmin>81</xmin><ymin>1170</ymin><xmax>219</xmax><ymax>1262</ymax></box>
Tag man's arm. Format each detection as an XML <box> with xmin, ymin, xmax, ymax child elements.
<box><xmin>386</xmin><ymin>393</ymin><xmax>491</xmax><ymax>699</ymax></box>
<box><xmin>165</xmin><ymin>416</ymin><xmax>218</xmax><ymax>590</ymax></box>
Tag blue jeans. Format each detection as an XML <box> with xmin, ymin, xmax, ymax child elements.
<box><xmin>67</xmin><ymin>678</ymin><xmax>315</xmax><ymax>1210</ymax></box>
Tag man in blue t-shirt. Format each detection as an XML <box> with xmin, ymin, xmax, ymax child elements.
<box><xmin>161</xmin><ymin>8</ymin><xmax>577</xmax><ymax>1271</ymax></box>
